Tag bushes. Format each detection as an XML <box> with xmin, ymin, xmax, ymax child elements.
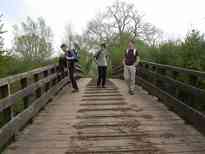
<box><xmin>141</xmin><ymin>41</ymin><xmax>182</xmax><ymax>66</ymax></box>
<box><xmin>0</xmin><ymin>56</ymin><xmax>56</xmax><ymax>78</ymax></box>
<box><xmin>140</xmin><ymin>30</ymin><xmax>205</xmax><ymax>72</ymax></box>
<box><xmin>180</xmin><ymin>30</ymin><xmax>205</xmax><ymax>70</ymax></box>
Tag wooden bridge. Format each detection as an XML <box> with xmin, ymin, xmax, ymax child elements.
<box><xmin>1</xmin><ymin>62</ymin><xmax>205</xmax><ymax>154</ymax></box>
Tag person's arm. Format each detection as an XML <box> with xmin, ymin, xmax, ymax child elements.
<box><xmin>122</xmin><ymin>50</ymin><xmax>126</xmax><ymax>65</ymax></box>
<box><xmin>122</xmin><ymin>58</ymin><xmax>125</xmax><ymax>65</ymax></box>
<box><xmin>93</xmin><ymin>51</ymin><xmax>98</xmax><ymax>64</ymax></box>
<box><xmin>65</xmin><ymin>51</ymin><xmax>75</xmax><ymax>60</ymax></box>
<box><xmin>106</xmin><ymin>49</ymin><xmax>111</xmax><ymax>65</ymax></box>
<box><xmin>134</xmin><ymin>50</ymin><xmax>140</xmax><ymax>66</ymax></box>
<box><xmin>94</xmin><ymin>50</ymin><xmax>101</xmax><ymax>64</ymax></box>
<box><xmin>135</xmin><ymin>56</ymin><xmax>140</xmax><ymax>66</ymax></box>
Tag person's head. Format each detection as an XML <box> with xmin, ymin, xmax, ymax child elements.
<box><xmin>100</xmin><ymin>43</ymin><xmax>106</xmax><ymax>49</ymax></box>
<box><xmin>128</xmin><ymin>40</ymin><xmax>135</xmax><ymax>49</ymax></box>
<box><xmin>60</xmin><ymin>44</ymin><xmax>68</xmax><ymax>52</ymax></box>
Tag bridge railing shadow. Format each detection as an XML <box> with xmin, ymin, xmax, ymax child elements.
<box><xmin>0</xmin><ymin>63</ymin><xmax>83</xmax><ymax>151</ymax></box>
<box><xmin>112</xmin><ymin>61</ymin><xmax>205</xmax><ymax>136</ymax></box>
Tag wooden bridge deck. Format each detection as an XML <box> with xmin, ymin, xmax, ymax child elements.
<box><xmin>4</xmin><ymin>78</ymin><xmax>205</xmax><ymax>154</ymax></box>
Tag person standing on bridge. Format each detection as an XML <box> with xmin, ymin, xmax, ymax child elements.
<box><xmin>60</xmin><ymin>44</ymin><xmax>79</xmax><ymax>93</ymax></box>
<box><xmin>123</xmin><ymin>40</ymin><xmax>140</xmax><ymax>95</ymax></box>
<box><xmin>94</xmin><ymin>43</ymin><xmax>109</xmax><ymax>88</ymax></box>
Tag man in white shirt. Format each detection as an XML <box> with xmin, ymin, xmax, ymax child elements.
<box><xmin>94</xmin><ymin>43</ymin><xmax>109</xmax><ymax>88</ymax></box>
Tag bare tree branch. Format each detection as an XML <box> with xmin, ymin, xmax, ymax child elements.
<box><xmin>85</xmin><ymin>0</ymin><xmax>161</xmax><ymax>46</ymax></box>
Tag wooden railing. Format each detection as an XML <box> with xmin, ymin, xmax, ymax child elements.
<box><xmin>112</xmin><ymin>61</ymin><xmax>205</xmax><ymax>135</ymax></box>
<box><xmin>0</xmin><ymin>63</ymin><xmax>82</xmax><ymax>151</ymax></box>
<box><xmin>112</xmin><ymin>65</ymin><xmax>124</xmax><ymax>79</ymax></box>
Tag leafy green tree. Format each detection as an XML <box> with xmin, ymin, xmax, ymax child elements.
<box><xmin>140</xmin><ymin>29</ymin><xmax>205</xmax><ymax>72</ymax></box>
<box><xmin>143</xmin><ymin>41</ymin><xmax>182</xmax><ymax>65</ymax></box>
<box><xmin>180</xmin><ymin>30</ymin><xmax>205</xmax><ymax>70</ymax></box>
<box><xmin>13</xmin><ymin>17</ymin><xmax>53</xmax><ymax>62</ymax></box>
<box><xmin>0</xmin><ymin>14</ymin><xmax>6</xmax><ymax>55</ymax></box>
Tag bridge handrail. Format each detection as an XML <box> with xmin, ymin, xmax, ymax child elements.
<box><xmin>142</xmin><ymin>60</ymin><xmax>205</xmax><ymax>79</ymax></box>
<box><xmin>0</xmin><ymin>63</ymin><xmax>82</xmax><ymax>151</ymax></box>
<box><xmin>112</xmin><ymin>60</ymin><xmax>205</xmax><ymax>135</ymax></box>
<box><xmin>0</xmin><ymin>65</ymin><xmax>57</xmax><ymax>87</ymax></box>
<box><xmin>113</xmin><ymin>60</ymin><xmax>205</xmax><ymax>87</ymax></box>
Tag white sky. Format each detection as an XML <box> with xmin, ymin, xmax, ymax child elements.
<box><xmin>1</xmin><ymin>0</ymin><xmax>205</xmax><ymax>51</ymax></box>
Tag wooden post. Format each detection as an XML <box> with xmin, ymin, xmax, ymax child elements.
<box><xmin>151</xmin><ymin>66</ymin><xmax>157</xmax><ymax>85</ymax></box>
<box><xmin>34</xmin><ymin>73</ymin><xmax>41</xmax><ymax>98</ymax></box>
<box><xmin>187</xmin><ymin>75</ymin><xmax>198</xmax><ymax>108</ymax></box>
<box><xmin>140</xmin><ymin>64</ymin><xmax>147</xmax><ymax>84</ymax></box>
<box><xmin>157</xmin><ymin>68</ymin><xmax>166</xmax><ymax>102</ymax></box>
<box><xmin>189</xmin><ymin>75</ymin><xmax>198</xmax><ymax>87</ymax></box>
<box><xmin>172</xmin><ymin>71</ymin><xmax>180</xmax><ymax>98</ymax></box>
<box><xmin>43</xmin><ymin>70</ymin><xmax>48</xmax><ymax>77</ymax></box>
<box><xmin>156</xmin><ymin>68</ymin><xmax>166</xmax><ymax>90</ymax></box>
<box><xmin>144</xmin><ymin>64</ymin><xmax>149</xmax><ymax>81</ymax></box>
<box><xmin>34</xmin><ymin>74</ymin><xmax>39</xmax><ymax>82</ymax></box>
<box><xmin>160</xmin><ymin>68</ymin><xmax>167</xmax><ymax>91</ymax></box>
<box><xmin>21</xmin><ymin>78</ymin><xmax>29</xmax><ymax>108</ymax></box>
<box><xmin>43</xmin><ymin>70</ymin><xmax>50</xmax><ymax>92</ymax></box>
<box><xmin>56</xmin><ymin>66</ymin><xmax>61</xmax><ymax>81</ymax></box>
<box><xmin>50</xmin><ymin>67</ymin><xmax>56</xmax><ymax>86</ymax></box>
<box><xmin>0</xmin><ymin>84</ymin><xmax>9</xmax><ymax>99</ymax></box>
<box><xmin>0</xmin><ymin>84</ymin><xmax>11</xmax><ymax>127</ymax></box>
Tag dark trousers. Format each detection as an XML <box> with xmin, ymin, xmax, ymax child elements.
<box><xmin>97</xmin><ymin>66</ymin><xmax>107</xmax><ymax>87</ymax></box>
<box><xmin>69</xmin><ymin>65</ymin><xmax>79</xmax><ymax>90</ymax></box>
<box><xmin>59</xmin><ymin>57</ymin><xmax>67</xmax><ymax>78</ymax></box>
<box><xmin>59</xmin><ymin>57</ymin><xmax>78</xmax><ymax>89</ymax></box>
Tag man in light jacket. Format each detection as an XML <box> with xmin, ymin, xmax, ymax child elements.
<box><xmin>94</xmin><ymin>43</ymin><xmax>109</xmax><ymax>88</ymax></box>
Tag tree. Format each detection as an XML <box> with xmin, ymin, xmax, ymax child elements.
<box><xmin>0</xmin><ymin>14</ymin><xmax>7</xmax><ymax>55</ymax></box>
<box><xmin>83</xmin><ymin>0</ymin><xmax>162</xmax><ymax>68</ymax></box>
<box><xmin>85</xmin><ymin>0</ymin><xmax>161</xmax><ymax>46</ymax></box>
<box><xmin>63</xmin><ymin>23</ymin><xmax>94</xmax><ymax>52</ymax></box>
<box><xmin>63</xmin><ymin>23</ymin><xmax>74</xmax><ymax>49</ymax></box>
<box><xmin>13</xmin><ymin>17</ymin><xmax>53</xmax><ymax>62</ymax></box>
<box><xmin>181</xmin><ymin>29</ymin><xmax>205</xmax><ymax>70</ymax></box>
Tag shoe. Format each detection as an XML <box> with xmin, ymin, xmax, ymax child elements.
<box><xmin>72</xmin><ymin>89</ymin><xmax>79</xmax><ymax>93</ymax></box>
<box><xmin>102</xmin><ymin>86</ymin><xmax>106</xmax><ymax>88</ymax></box>
<box><xmin>129</xmin><ymin>91</ymin><xmax>134</xmax><ymax>95</ymax></box>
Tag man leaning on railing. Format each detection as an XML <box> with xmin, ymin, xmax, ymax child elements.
<box><xmin>60</xmin><ymin>43</ymin><xmax>79</xmax><ymax>93</ymax></box>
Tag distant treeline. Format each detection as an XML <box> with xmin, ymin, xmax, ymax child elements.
<box><xmin>141</xmin><ymin>30</ymin><xmax>205</xmax><ymax>71</ymax></box>
<box><xmin>110</xmin><ymin>30</ymin><xmax>205</xmax><ymax>72</ymax></box>
<box><xmin>1</xmin><ymin>1</ymin><xmax>205</xmax><ymax>79</ymax></box>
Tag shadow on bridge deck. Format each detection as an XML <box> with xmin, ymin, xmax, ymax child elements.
<box><xmin>4</xmin><ymin>78</ymin><xmax>205</xmax><ymax>154</ymax></box>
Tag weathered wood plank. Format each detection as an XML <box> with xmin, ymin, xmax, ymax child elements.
<box><xmin>0</xmin><ymin>77</ymin><xmax>70</xmax><ymax>150</ymax></box>
<box><xmin>135</xmin><ymin>76</ymin><xmax>205</xmax><ymax>135</ymax></box>
<box><xmin>3</xmin><ymin>78</ymin><xmax>205</xmax><ymax>154</ymax></box>
<box><xmin>0</xmin><ymin>65</ymin><xmax>57</xmax><ymax>87</ymax></box>
<box><xmin>0</xmin><ymin>73</ymin><xmax>58</xmax><ymax>112</ymax></box>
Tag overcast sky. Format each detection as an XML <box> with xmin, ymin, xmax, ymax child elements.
<box><xmin>1</xmin><ymin>0</ymin><xmax>205</xmax><ymax>51</ymax></box>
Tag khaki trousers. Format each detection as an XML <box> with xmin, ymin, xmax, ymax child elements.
<box><xmin>124</xmin><ymin>65</ymin><xmax>136</xmax><ymax>92</ymax></box>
